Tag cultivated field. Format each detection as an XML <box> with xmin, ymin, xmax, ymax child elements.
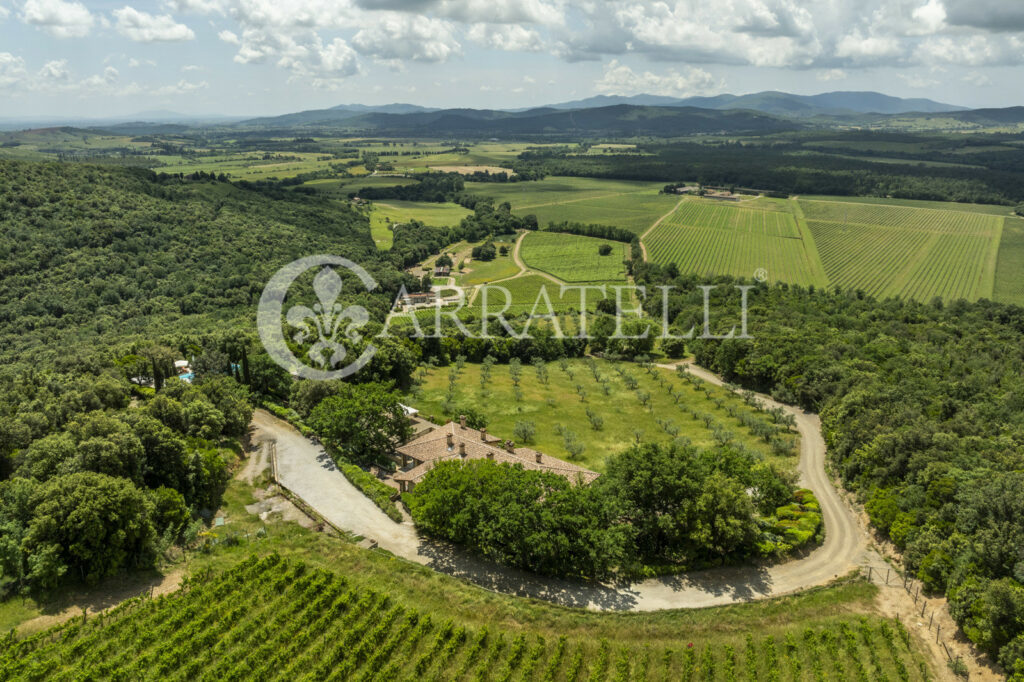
<box><xmin>369</xmin><ymin>200</ymin><xmax>472</xmax><ymax>249</ymax></box>
<box><xmin>465</xmin><ymin>274</ymin><xmax>616</xmax><ymax>316</ymax></box>
<box><xmin>0</xmin><ymin>554</ymin><xmax>934</xmax><ymax>681</ymax></box>
<box><xmin>465</xmin><ymin>176</ymin><xmax>678</xmax><ymax>234</ymax></box>
<box><xmin>799</xmin><ymin>199</ymin><xmax>1002</xmax><ymax>301</ymax></box>
<box><xmin>994</xmin><ymin>217</ymin><xmax>1024</xmax><ymax>304</ymax></box>
<box><xmin>644</xmin><ymin>198</ymin><xmax>825</xmax><ymax>287</ymax></box>
<box><xmin>520</xmin><ymin>232</ymin><xmax>629</xmax><ymax>282</ymax></box>
<box><xmin>406</xmin><ymin>358</ymin><xmax>795</xmax><ymax>472</ymax></box>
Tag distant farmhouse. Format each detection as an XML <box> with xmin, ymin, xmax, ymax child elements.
<box><xmin>393</xmin><ymin>415</ymin><xmax>599</xmax><ymax>493</ymax></box>
<box><xmin>433</xmin><ymin>265</ymin><xmax>451</xmax><ymax>277</ymax></box>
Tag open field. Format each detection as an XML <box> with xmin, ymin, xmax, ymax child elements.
<box><xmin>464</xmin><ymin>275</ymin><xmax>622</xmax><ymax>316</ymax></box>
<box><xmin>465</xmin><ymin>176</ymin><xmax>678</xmax><ymax>234</ymax></box>
<box><xmin>369</xmin><ymin>200</ymin><xmax>472</xmax><ymax>249</ymax></box>
<box><xmin>799</xmin><ymin>199</ymin><xmax>1002</xmax><ymax>301</ymax></box>
<box><xmin>520</xmin><ymin>232</ymin><xmax>629</xmax><ymax>282</ymax></box>
<box><xmin>405</xmin><ymin>359</ymin><xmax>794</xmax><ymax>472</ymax></box>
<box><xmin>644</xmin><ymin>198</ymin><xmax>825</xmax><ymax>287</ymax></box>
<box><xmin>994</xmin><ymin>217</ymin><xmax>1024</xmax><ymax>304</ymax></box>
<box><xmin>458</xmin><ymin>255</ymin><xmax>520</xmax><ymax>286</ymax></box>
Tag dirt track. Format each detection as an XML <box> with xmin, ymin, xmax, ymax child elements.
<box><xmin>250</xmin><ymin>359</ymin><xmax>876</xmax><ymax>612</ymax></box>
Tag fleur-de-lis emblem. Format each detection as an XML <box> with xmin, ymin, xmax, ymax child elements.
<box><xmin>285</xmin><ymin>267</ymin><xmax>369</xmax><ymax>369</ymax></box>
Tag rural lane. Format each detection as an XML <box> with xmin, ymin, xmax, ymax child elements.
<box><xmin>249</xmin><ymin>362</ymin><xmax>876</xmax><ymax>612</ymax></box>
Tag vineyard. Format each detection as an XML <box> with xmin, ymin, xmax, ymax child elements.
<box><xmin>520</xmin><ymin>232</ymin><xmax>629</xmax><ymax>282</ymax></box>
<box><xmin>993</xmin><ymin>217</ymin><xmax>1024</xmax><ymax>304</ymax></box>
<box><xmin>0</xmin><ymin>554</ymin><xmax>935</xmax><ymax>681</ymax></box>
<box><xmin>799</xmin><ymin>199</ymin><xmax>1002</xmax><ymax>302</ymax></box>
<box><xmin>643</xmin><ymin>199</ymin><xmax>823</xmax><ymax>287</ymax></box>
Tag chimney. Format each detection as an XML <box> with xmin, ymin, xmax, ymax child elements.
<box><xmin>535</xmin><ymin>452</ymin><xmax>542</xmax><ymax>464</ymax></box>
<box><xmin>459</xmin><ymin>442</ymin><xmax>466</xmax><ymax>457</ymax></box>
<box><xmin>459</xmin><ymin>414</ymin><xmax>467</xmax><ymax>429</ymax></box>
<box><xmin>505</xmin><ymin>440</ymin><xmax>515</xmax><ymax>453</ymax></box>
<box><xmin>446</xmin><ymin>433</ymin><xmax>454</xmax><ymax>449</ymax></box>
<box><xmin>480</xmin><ymin>427</ymin><xmax>487</xmax><ymax>441</ymax></box>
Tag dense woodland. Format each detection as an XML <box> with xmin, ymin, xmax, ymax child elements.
<box><xmin>516</xmin><ymin>134</ymin><xmax>1024</xmax><ymax>205</ymax></box>
<box><xmin>623</xmin><ymin>264</ymin><xmax>1024</xmax><ymax>675</ymax></box>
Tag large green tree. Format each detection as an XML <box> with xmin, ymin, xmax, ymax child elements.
<box><xmin>308</xmin><ymin>382</ymin><xmax>412</xmax><ymax>465</ymax></box>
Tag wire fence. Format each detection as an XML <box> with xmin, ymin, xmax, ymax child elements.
<box><xmin>860</xmin><ymin>565</ymin><xmax>967</xmax><ymax>676</ymax></box>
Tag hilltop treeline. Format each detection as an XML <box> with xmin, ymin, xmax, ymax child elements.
<box><xmin>515</xmin><ymin>135</ymin><xmax>1024</xmax><ymax>205</ymax></box>
<box><xmin>0</xmin><ymin>159</ymin><xmax>426</xmax><ymax>595</ymax></box>
<box><xmin>631</xmin><ymin>264</ymin><xmax>1024</xmax><ymax>675</ymax></box>
<box><xmin>543</xmin><ymin>221</ymin><xmax>635</xmax><ymax>242</ymax></box>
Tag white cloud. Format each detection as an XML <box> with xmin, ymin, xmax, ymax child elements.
<box><xmin>962</xmin><ymin>70</ymin><xmax>992</xmax><ymax>86</ymax></box>
<box><xmin>467</xmin><ymin>23</ymin><xmax>544</xmax><ymax>52</ymax></box>
<box><xmin>0</xmin><ymin>3</ymin><xmax>9</xmax><ymax>20</ymax></box>
<box><xmin>910</xmin><ymin>0</ymin><xmax>946</xmax><ymax>35</ymax></box>
<box><xmin>352</xmin><ymin>14</ymin><xmax>460</xmax><ymax>62</ymax></box>
<box><xmin>21</xmin><ymin>0</ymin><xmax>94</xmax><ymax>38</ymax></box>
<box><xmin>38</xmin><ymin>59</ymin><xmax>70</xmax><ymax>82</ymax></box>
<box><xmin>218</xmin><ymin>28</ymin><xmax>239</xmax><ymax>44</ymax></box>
<box><xmin>182</xmin><ymin>64</ymin><xmax>204</xmax><ymax>71</ymax></box>
<box><xmin>151</xmin><ymin>78</ymin><xmax>209</xmax><ymax>95</ymax></box>
<box><xmin>594</xmin><ymin>59</ymin><xmax>719</xmax><ymax>97</ymax></box>
<box><xmin>114</xmin><ymin>6</ymin><xmax>195</xmax><ymax>42</ymax></box>
<box><xmin>834</xmin><ymin>32</ymin><xmax>903</xmax><ymax>62</ymax></box>
<box><xmin>0</xmin><ymin>52</ymin><xmax>27</xmax><ymax>88</ymax></box>
<box><xmin>817</xmin><ymin>68</ymin><xmax>846</xmax><ymax>81</ymax></box>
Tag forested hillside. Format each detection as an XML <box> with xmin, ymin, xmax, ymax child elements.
<box><xmin>630</xmin><ymin>266</ymin><xmax>1024</xmax><ymax>675</ymax></box>
<box><xmin>0</xmin><ymin>160</ymin><xmax>411</xmax><ymax>367</ymax></box>
<box><xmin>0</xmin><ymin>160</ymin><xmax>418</xmax><ymax>597</ymax></box>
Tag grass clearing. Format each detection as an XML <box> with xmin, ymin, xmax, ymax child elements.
<box><xmin>404</xmin><ymin>359</ymin><xmax>793</xmax><ymax>473</ymax></box>
<box><xmin>520</xmin><ymin>232</ymin><xmax>629</xmax><ymax>282</ymax></box>
<box><xmin>459</xmin><ymin>256</ymin><xmax>520</xmax><ymax>286</ymax></box>
<box><xmin>465</xmin><ymin>176</ymin><xmax>678</xmax><ymax>234</ymax></box>
<box><xmin>465</xmin><ymin>274</ymin><xmax>617</xmax><ymax>316</ymax></box>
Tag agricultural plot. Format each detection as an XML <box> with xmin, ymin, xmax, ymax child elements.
<box><xmin>0</xmin><ymin>554</ymin><xmax>934</xmax><ymax>681</ymax></box>
<box><xmin>800</xmin><ymin>199</ymin><xmax>1003</xmax><ymax>301</ymax></box>
<box><xmin>520</xmin><ymin>232</ymin><xmax>629</xmax><ymax>282</ymax></box>
<box><xmin>465</xmin><ymin>176</ymin><xmax>678</xmax><ymax>234</ymax></box>
<box><xmin>407</xmin><ymin>359</ymin><xmax>794</xmax><ymax>472</ymax></box>
<box><xmin>465</xmin><ymin>274</ymin><xmax>615</xmax><ymax>316</ymax></box>
<box><xmin>644</xmin><ymin>199</ymin><xmax>824</xmax><ymax>287</ymax></box>
<box><xmin>993</xmin><ymin>217</ymin><xmax>1024</xmax><ymax>304</ymax></box>
<box><xmin>458</xmin><ymin>257</ymin><xmax>520</xmax><ymax>286</ymax></box>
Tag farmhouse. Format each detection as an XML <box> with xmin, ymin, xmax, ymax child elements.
<box><xmin>434</xmin><ymin>265</ymin><xmax>451</xmax><ymax>277</ymax></box>
<box><xmin>393</xmin><ymin>415</ymin><xmax>599</xmax><ymax>492</ymax></box>
<box><xmin>403</xmin><ymin>291</ymin><xmax>436</xmax><ymax>308</ymax></box>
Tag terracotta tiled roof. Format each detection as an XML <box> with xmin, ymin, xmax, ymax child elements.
<box><xmin>395</xmin><ymin>421</ymin><xmax>599</xmax><ymax>486</ymax></box>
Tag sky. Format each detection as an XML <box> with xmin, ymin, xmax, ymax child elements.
<box><xmin>1</xmin><ymin>0</ymin><xmax>1024</xmax><ymax>119</ymax></box>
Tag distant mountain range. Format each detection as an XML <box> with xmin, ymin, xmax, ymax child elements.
<box><xmin>236</xmin><ymin>104</ymin><xmax>800</xmax><ymax>136</ymax></box>
<box><xmin>231</xmin><ymin>90</ymin><xmax>973</xmax><ymax>135</ymax></box>
<box><xmin>545</xmin><ymin>91</ymin><xmax>967</xmax><ymax>117</ymax></box>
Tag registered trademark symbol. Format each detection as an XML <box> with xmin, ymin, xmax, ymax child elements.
<box><xmin>754</xmin><ymin>268</ymin><xmax>768</xmax><ymax>282</ymax></box>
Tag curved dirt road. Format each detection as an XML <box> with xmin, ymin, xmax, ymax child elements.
<box><xmin>250</xmin><ymin>362</ymin><xmax>873</xmax><ymax>611</ymax></box>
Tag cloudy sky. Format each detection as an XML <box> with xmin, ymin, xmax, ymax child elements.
<box><xmin>2</xmin><ymin>0</ymin><xmax>1023</xmax><ymax>118</ymax></box>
